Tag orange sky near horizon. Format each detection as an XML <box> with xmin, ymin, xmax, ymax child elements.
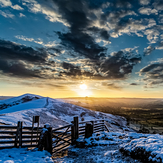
<box><xmin>0</xmin><ymin>81</ymin><xmax>163</xmax><ymax>98</ymax></box>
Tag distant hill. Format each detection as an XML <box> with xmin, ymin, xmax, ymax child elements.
<box><xmin>62</xmin><ymin>97</ymin><xmax>163</xmax><ymax>108</ymax></box>
<box><xmin>0</xmin><ymin>96</ymin><xmax>14</xmax><ymax>100</ymax></box>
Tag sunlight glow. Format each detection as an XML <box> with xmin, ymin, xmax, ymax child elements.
<box><xmin>80</xmin><ymin>84</ymin><xmax>87</xmax><ymax>90</ymax></box>
<box><xmin>78</xmin><ymin>90</ymin><xmax>92</xmax><ymax>97</ymax></box>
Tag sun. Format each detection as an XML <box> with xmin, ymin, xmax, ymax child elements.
<box><xmin>80</xmin><ymin>84</ymin><xmax>87</xmax><ymax>90</ymax></box>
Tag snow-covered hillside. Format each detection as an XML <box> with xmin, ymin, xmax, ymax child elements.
<box><xmin>0</xmin><ymin>94</ymin><xmax>130</xmax><ymax>131</ymax></box>
<box><xmin>0</xmin><ymin>94</ymin><xmax>41</xmax><ymax>111</ymax></box>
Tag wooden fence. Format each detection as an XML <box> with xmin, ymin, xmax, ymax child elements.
<box><xmin>0</xmin><ymin>116</ymin><xmax>109</xmax><ymax>155</ymax></box>
<box><xmin>0</xmin><ymin>121</ymin><xmax>42</xmax><ymax>149</ymax></box>
<box><xmin>50</xmin><ymin>117</ymin><xmax>109</xmax><ymax>155</ymax></box>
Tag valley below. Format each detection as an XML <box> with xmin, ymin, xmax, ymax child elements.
<box><xmin>63</xmin><ymin>97</ymin><xmax>163</xmax><ymax>134</ymax></box>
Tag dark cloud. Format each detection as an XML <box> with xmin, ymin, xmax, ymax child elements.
<box><xmin>56</xmin><ymin>31</ymin><xmax>106</xmax><ymax>59</ymax></box>
<box><xmin>88</xmin><ymin>27</ymin><xmax>110</xmax><ymax>40</ymax></box>
<box><xmin>153</xmin><ymin>0</ymin><xmax>163</xmax><ymax>10</ymax></box>
<box><xmin>52</xmin><ymin>0</ymin><xmax>108</xmax><ymax>59</ymax></box>
<box><xmin>0</xmin><ymin>39</ymin><xmax>54</xmax><ymax>79</ymax></box>
<box><xmin>0</xmin><ymin>59</ymin><xmax>42</xmax><ymax>78</ymax></box>
<box><xmin>140</xmin><ymin>60</ymin><xmax>163</xmax><ymax>86</ymax></box>
<box><xmin>102</xmin><ymin>82</ymin><xmax>122</xmax><ymax>90</ymax></box>
<box><xmin>130</xmin><ymin>83</ymin><xmax>139</xmax><ymax>85</ymax></box>
<box><xmin>140</xmin><ymin>63</ymin><xmax>162</xmax><ymax>73</ymax></box>
<box><xmin>0</xmin><ymin>40</ymin><xmax>48</xmax><ymax>63</ymax></box>
<box><xmin>48</xmin><ymin>0</ymin><xmax>146</xmax><ymax>80</ymax></box>
<box><xmin>99</xmin><ymin>51</ymin><xmax>141</xmax><ymax>79</ymax></box>
<box><xmin>61</xmin><ymin>61</ymin><xmax>100</xmax><ymax>79</ymax></box>
<box><xmin>143</xmin><ymin>45</ymin><xmax>155</xmax><ymax>56</ymax></box>
<box><xmin>59</xmin><ymin>49</ymin><xmax>142</xmax><ymax>80</ymax></box>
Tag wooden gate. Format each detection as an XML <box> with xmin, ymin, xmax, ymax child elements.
<box><xmin>52</xmin><ymin>124</ymin><xmax>72</xmax><ymax>155</ymax></box>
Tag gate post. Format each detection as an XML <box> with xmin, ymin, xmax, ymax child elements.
<box><xmin>18</xmin><ymin>121</ymin><xmax>23</xmax><ymax>148</ymax></box>
<box><xmin>71</xmin><ymin>123</ymin><xmax>75</xmax><ymax>145</ymax></box>
<box><xmin>15</xmin><ymin>121</ymin><xmax>20</xmax><ymax>147</ymax></box>
<box><xmin>85</xmin><ymin>122</ymin><xmax>93</xmax><ymax>138</ymax></box>
<box><xmin>71</xmin><ymin>116</ymin><xmax>78</xmax><ymax>145</ymax></box>
<box><xmin>44</xmin><ymin>124</ymin><xmax>52</xmax><ymax>154</ymax></box>
<box><xmin>74</xmin><ymin>116</ymin><xmax>79</xmax><ymax>140</ymax></box>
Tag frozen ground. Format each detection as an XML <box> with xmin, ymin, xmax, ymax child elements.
<box><xmin>54</xmin><ymin>131</ymin><xmax>163</xmax><ymax>163</ymax></box>
<box><xmin>54</xmin><ymin>144</ymin><xmax>139</xmax><ymax>163</ymax></box>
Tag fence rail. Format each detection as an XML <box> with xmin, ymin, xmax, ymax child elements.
<box><xmin>0</xmin><ymin>120</ymin><xmax>43</xmax><ymax>149</ymax></box>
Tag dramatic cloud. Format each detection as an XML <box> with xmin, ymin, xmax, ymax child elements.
<box><xmin>99</xmin><ymin>50</ymin><xmax>141</xmax><ymax>79</ymax></box>
<box><xmin>52</xmin><ymin>0</ymin><xmax>109</xmax><ymax>60</ymax></box>
<box><xmin>130</xmin><ymin>83</ymin><xmax>139</xmax><ymax>86</ymax></box>
<box><xmin>1</xmin><ymin>0</ymin><xmax>163</xmax><ymax>92</ymax></box>
<box><xmin>102</xmin><ymin>82</ymin><xmax>122</xmax><ymax>90</ymax></box>
<box><xmin>0</xmin><ymin>39</ymin><xmax>48</xmax><ymax>63</ymax></box>
<box><xmin>143</xmin><ymin>45</ymin><xmax>155</xmax><ymax>56</ymax></box>
<box><xmin>140</xmin><ymin>59</ymin><xmax>163</xmax><ymax>86</ymax></box>
<box><xmin>0</xmin><ymin>59</ymin><xmax>41</xmax><ymax>78</ymax></box>
<box><xmin>0</xmin><ymin>39</ymin><xmax>51</xmax><ymax>78</ymax></box>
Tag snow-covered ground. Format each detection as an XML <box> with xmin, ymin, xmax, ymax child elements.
<box><xmin>55</xmin><ymin>131</ymin><xmax>163</xmax><ymax>163</ymax></box>
<box><xmin>0</xmin><ymin>131</ymin><xmax>163</xmax><ymax>163</ymax></box>
<box><xmin>0</xmin><ymin>148</ymin><xmax>53</xmax><ymax>163</ymax></box>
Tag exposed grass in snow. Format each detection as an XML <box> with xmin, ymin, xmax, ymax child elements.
<box><xmin>120</xmin><ymin>134</ymin><xmax>163</xmax><ymax>163</ymax></box>
<box><xmin>54</xmin><ymin>132</ymin><xmax>163</xmax><ymax>163</ymax></box>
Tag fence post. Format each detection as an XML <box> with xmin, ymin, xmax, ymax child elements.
<box><xmin>102</xmin><ymin>120</ymin><xmax>105</xmax><ymax>131</ymax></box>
<box><xmin>85</xmin><ymin>122</ymin><xmax>93</xmax><ymax>138</ymax></box>
<box><xmin>71</xmin><ymin>116</ymin><xmax>78</xmax><ymax>145</ymax></box>
<box><xmin>15</xmin><ymin>121</ymin><xmax>20</xmax><ymax>147</ymax></box>
<box><xmin>18</xmin><ymin>121</ymin><xmax>23</xmax><ymax>148</ymax></box>
<box><xmin>71</xmin><ymin>122</ymin><xmax>75</xmax><ymax>145</ymax></box>
<box><xmin>44</xmin><ymin>124</ymin><xmax>52</xmax><ymax>154</ymax></box>
<box><xmin>91</xmin><ymin>121</ymin><xmax>94</xmax><ymax>134</ymax></box>
<box><xmin>74</xmin><ymin>116</ymin><xmax>79</xmax><ymax>140</ymax></box>
<box><xmin>31</xmin><ymin>116</ymin><xmax>40</xmax><ymax>145</ymax></box>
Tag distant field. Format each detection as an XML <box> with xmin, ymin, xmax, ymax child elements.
<box><xmin>0</xmin><ymin>96</ymin><xmax>14</xmax><ymax>100</ymax></box>
<box><xmin>63</xmin><ymin>97</ymin><xmax>163</xmax><ymax>134</ymax></box>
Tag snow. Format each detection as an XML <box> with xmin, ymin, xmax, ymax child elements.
<box><xmin>0</xmin><ymin>97</ymin><xmax>47</xmax><ymax>114</ymax></box>
<box><xmin>1</xmin><ymin>131</ymin><xmax>163</xmax><ymax>163</ymax></box>
<box><xmin>120</xmin><ymin>134</ymin><xmax>163</xmax><ymax>162</ymax></box>
<box><xmin>55</xmin><ymin>132</ymin><xmax>163</xmax><ymax>163</ymax></box>
<box><xmin>0</xmin><ymin>94</ymin><xmax>41</xmax><ymax>105</ymax></box>
<box><xmin>0</xmin><ymin>148</ymin><xmax>53</xmax><ymax>163</ymax></box>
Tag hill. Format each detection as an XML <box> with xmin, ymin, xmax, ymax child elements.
<box><xmin>0</xmin><ymin>94</ymin><xmax>131</xmax><ymax>132</ymax></box>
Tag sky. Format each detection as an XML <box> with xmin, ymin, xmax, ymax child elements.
<box><xmin>0</xmin><ymin>0</ymin><xmax>163</xmax><ymax>98</ymax></box>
